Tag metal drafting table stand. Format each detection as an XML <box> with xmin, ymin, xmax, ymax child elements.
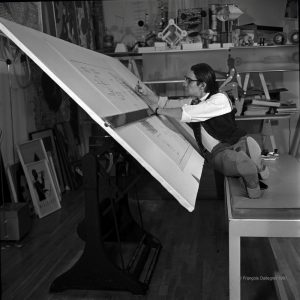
<box><xmin>49</xmin><ymin>140</ymin><xmax>161</xmax><ymax>295</ymax></box>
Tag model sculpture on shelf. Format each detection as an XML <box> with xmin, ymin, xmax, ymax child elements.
<box><xmin>157</xmin><ymin>19</ymin><xmax>187</xmax><ymax>48</ymax></box>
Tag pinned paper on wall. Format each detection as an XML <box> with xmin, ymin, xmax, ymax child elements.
<box><xmin>0</xmin><ymin>17</ymin><xmax>204</xmax><ymax>212</ymax></box>
<box><xmin>102</xmin><ymin>0</ymin><xmax>162</xmax><ymax>46</ymax></box>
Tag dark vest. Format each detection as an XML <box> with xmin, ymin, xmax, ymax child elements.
<box><xmin>189</xmin><ymin>102</ymin><xmax>246</xmax><ymax>161</ymax></box>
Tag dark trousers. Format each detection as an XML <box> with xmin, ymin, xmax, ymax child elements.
<box><xmin>211</xmin><ymin>137</ymin><xmax>262</xmax><ymax>198</ymax></box>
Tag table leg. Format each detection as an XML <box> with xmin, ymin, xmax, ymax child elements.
<box><xmin>229</xmin><ymin>224</ymin><xmax>241</xmax><ymax>300</ymax></box>
<box><xmin>259</xmin><ymin>72</ymin><xmax>271</xmax><ymax>100</ymax></box>
<box><xmin>262</xmin><ymin>119</ymin><xmax>277</xmax><ymax>151</ymax></box>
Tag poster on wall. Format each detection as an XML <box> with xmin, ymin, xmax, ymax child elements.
<box><xmin>53</xmin><ymin>1</ymin><xmax>95</xmax><ymax>50</ymax></box>
<box><xmin>53</xmin><ymin>1</ymin><xmax>78</xmax><ymax>44</ymax></box>
<box><xmin>102</xmin><ymin>0</ymin><xmax>164</xmax><ymax>47</ymax></box>
<box><xmin>0</xmin><ymin>2</ymin><xmax>42</xmax><ymax>31</ymax></box>
<box><xmin>74</xmin><ymin>1</ymin><xmax>95</xmax><ymax>50</ymax></box>
<box><xmin>0</xmin><ymin>17</ymin><xmax>204</xmax><ymax>212</ymax></box>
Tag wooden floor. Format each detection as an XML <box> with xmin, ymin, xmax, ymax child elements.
<box><xmin>1</xmin><ymin>166</ymin><xmax>279</xmax><ymax>300</ymax></box>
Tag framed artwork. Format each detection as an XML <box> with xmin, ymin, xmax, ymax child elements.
<box><xmin>55</xmin><ymin>122</ymin><xmax>80</xmax><ymax>164</ymax></box>
<box><xmin>285</xmin><ymin>0</ymin><xmax>298</xmax><ymax>19</ymax></box>
<box><xmin>47</xmin><ymin>152</ymin><xmax>62</xmax><ymax>201</ymax></box>
<box><xmin>0</xmin><ymin>151</ymin><xmax>13</xmax><ymax>203</ymax></box>
<box><xmin>41</xmin><ymin>1</ymin><xmax>57</xmax><ymax>36</ymax></box>
<box><xmin>30</xmin><ymin>129</ymin><xmax>64</xmax><ymax>192</ymax></box>
<box><xmin>54</xmin><ymin>122</ymin><xmax>81</xmax><ymax>190</ymax></box>
<box><xmin>17</xmin><ymin>139</ymin><xmax>48</xmax><ymax>165</ymax></box>
<box><xmin>7</xmin><ymin>162</ymin><xmax>32</xmax><ymax>204</ymax></box>
<box><xmin>24</xmin><ymin>159</ymin><xmax>61</xmax><ymax>218</ymax></box>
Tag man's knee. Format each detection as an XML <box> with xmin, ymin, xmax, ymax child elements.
<box><xmin>246</xmin><ymin>136</ymin><xmax>269</xmax><ymax>179</ymax></box>
<box><xmin>235</xmin><ymin>151</ymin><xmax>258</xmax><ymax>177</ymax></box>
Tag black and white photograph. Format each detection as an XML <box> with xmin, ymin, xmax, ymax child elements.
<box><xmin>7</xmin><ymin>162</ymin><xmax>32</xmax><ymax>204</ymax></box>
<box><xmin>0</xmin><ymin>1</ymin><xmax>299</xmax><ymax>300</ymax></box>
<box><xmin>25</xmin><ymin>159</ymin><xmax>61</xmax><ymax>218</ymax></box>
<box><xmin>30</xmin><ymin>128</ymin><xmax>64</xmax><ymax>192</ymax></box>
<box><xmin>17</xmin><ymin>139</ymin><xmax>48</xmax><ymax>165</ymax></box>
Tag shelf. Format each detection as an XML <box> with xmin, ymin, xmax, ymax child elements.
<box><xmin>142</xmin><ymin>45</ymin><xmax>299</xmax><ymax>84</ymax></box>
<box><xmin>139</xmin><ymin>48</ymin><xmax>229</xmax><ymax>54</ymax></box>
<box><xmin>229</xmin><ymin>45</ymin><xmax>299</xmax><ymax>73</ymax></box>
<box><xmin>144</xmin><ymin>80</ymin><xmax>185</xmax><ymax>85</ymax></box>
<box><xmin>236</xmin><ymin>114</ymin><xmax>292</xmax><ymax>121</ymax></box>
<box><xmin>144</xmin><ymin>78</ymin><xmax>225</xmax><ymax>85</ymax></box>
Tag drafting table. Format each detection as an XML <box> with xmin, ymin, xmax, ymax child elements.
<box><xmin>0</xmin><ymin>17</ymin><xmax>204</xmax><ymax>212</ymax></box>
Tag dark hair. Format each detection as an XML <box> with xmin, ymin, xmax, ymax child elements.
<box><xmin>191</xmin><ymin>63</ymin><xmax>219</xmax><ymax>95</ymax></box>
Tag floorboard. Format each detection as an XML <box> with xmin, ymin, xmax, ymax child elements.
<box><xmin>1</xmin><ymin>165</ymin><xmax>279</xmax><ymax>299</ymax></box>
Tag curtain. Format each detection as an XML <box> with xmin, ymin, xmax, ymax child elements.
<box><xmin>0</xmin><ymin>45</ymin><xmax>36</xmax><ymax>167</ymax></box>
<box><xmin>0</xmin><ymin>2</ymin><xmax>43</xmax><ymax>167</ymax></box>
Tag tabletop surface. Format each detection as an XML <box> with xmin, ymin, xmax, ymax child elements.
<box><xmin>227</xmin><ymin>154</ymin><xmax>300</xmax><ymax>220</ymax></box>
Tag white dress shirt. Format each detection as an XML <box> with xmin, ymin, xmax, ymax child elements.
<box><xmin>181</xmin><ymin>92</ymin><xmax>232</xmax><ymax>122</ymax></box>
<box><xmin>158</xmin><ymin>93</ymin><xmax>233</xmax><ymax>152</ymax></box>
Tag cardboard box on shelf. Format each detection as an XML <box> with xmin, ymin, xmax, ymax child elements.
<box><xmin>237</xmin><ymin>23</ymin><xmax>284</xmax><ymax>46</ymax></box>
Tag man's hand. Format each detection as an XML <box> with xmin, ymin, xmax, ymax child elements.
<box><xmin>135</xmin><ymin>81</ymin><xmax>147</xmax><ymax>96</ymax></box>
<box><xmin>149</xmin><ymin>106</ymin><xmax>159</xmax><ymax>116</ymax></box>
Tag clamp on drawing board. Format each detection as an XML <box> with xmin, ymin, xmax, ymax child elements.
<box><xmin>103</xmin><ymin>80</ymin><xmax>158</xmax><ymax>128</ymax></box>
<box><xmin>103</xmin><ymin>108</ymin><xmax>156</xmax><ymax>129</ymax></box>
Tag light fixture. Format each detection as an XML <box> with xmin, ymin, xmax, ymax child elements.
<box><xmin>216</xmin><ymin>4</ymin><xmax>243</xmax><ymax>22</ymax></box>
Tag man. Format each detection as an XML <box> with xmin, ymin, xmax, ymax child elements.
<box><xmin>154</xmin><ymin>63</ymin><xmax>269</xmax><ymax>198</ymax></box>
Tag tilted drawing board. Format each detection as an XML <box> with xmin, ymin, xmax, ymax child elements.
<box><xmin>0</xmin><ymin>17</ymin><xmax>204</xmax><ymax>212</ymax></box>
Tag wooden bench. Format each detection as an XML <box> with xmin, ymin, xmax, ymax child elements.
<box><xmin>225</xmin><ymin>154</ymin><xmax>300</xmax><ymax>300</ymax></box>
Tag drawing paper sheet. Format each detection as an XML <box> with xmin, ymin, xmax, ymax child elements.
<box><xmin>0</xmin><ymin>17</ymin><xmax>204</xmax><ymax>212</ymax></box>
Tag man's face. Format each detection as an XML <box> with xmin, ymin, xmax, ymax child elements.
<box><xmin>183</xmin><ymin>70</ymin><xmax>202</xmax><ymax>97</ymax></box>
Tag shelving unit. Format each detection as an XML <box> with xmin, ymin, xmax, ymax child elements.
<box><xmin>141</xmin><ymin>45</ymin><xmax>298</xmax><ymax>91</ymax></box>
<box><xmin>230</xmin><ymin>45</ymin><xmax>299</xmax><ymax>151</ymax></box>
<box><xmin>141</xmin><ymin>45</ymin><xmax>299</xmax><ymax>150</ymax></box>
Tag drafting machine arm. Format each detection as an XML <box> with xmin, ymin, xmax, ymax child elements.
<box><xmin>219</xmin><ymin>68</ymin><xmax>239</xmax><ymax>102</ymax></box>
<box><xmin>218</xmin><ymin>65</ymin><xmax>245</xmax><ymax>115</ymax></box>
<box><xmin>218</xmin><ymin>68</ymin><xmax>239</xmax><ymax>100</ymax></box>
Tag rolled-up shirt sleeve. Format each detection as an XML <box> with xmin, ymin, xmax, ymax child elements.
<box><xmin>157</xmin><ymin>96</ymin><xmax>169</xmax><ymax>108</ymax></box>
<box><xmin>181</xmin><ymin>93</ymin><xmax>232</xmax><ymax>122</ymax></box>
<box><xmin>158</xmin><ymin>96</ymin><xmax>193</xmax><ymax>108</ymax></box>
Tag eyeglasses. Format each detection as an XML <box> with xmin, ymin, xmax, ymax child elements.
<box><xmin>184</xmin><ymin>76</ymin><xmax>198</xmax><ymax>85</ymax></box>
